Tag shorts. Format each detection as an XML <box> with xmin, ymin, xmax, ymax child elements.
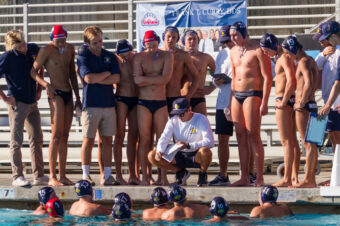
<box><xmin>326</xmin><ymin>110</ymin><xmax>340</xmax><ymax>132</ymax></box>
<box><xmin>174</xmin><ymin>150</ymin><xmax>201</xmax><ymax>169</ymax></box>
<box><xmin>215</xmin><ymin>109</ymin><xmax>233</xmax><ymax>136</ymax></box>
<box><xmin>81</xmin><ymin>107</ymin><xmax>116</xmax><ymax>138</ymax></box>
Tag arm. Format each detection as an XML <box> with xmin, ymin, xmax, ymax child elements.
<box><xmin>97</xmin><ymin>73</ymin><xmax>120</xmax><ymax>85</ymax></box>
<box><xmin>76</xmin><ymin>54</ymin><xmax>110</xmax><ymax>84</ymax></box>
<box><xmin>156</xmin><ymin>119</ymin><xmax>174</xmax><ymax>154</ymax></box>
<box><xmin>31</xmin><ymin>48</ymin><xmax>50</xmax><ymax>88</ymax></box>
<box><xmin>249</xmin><ymin>206</ymin><xmax>261</xmax><ymax>218</ymax></box>
<box><xmin>35</xmin><ymin>66</ymin><xmax>44</xmax><ymax>101</ymax></box>
<box><xmin>189</xmin><ymin>115</ymin><xmax>214</xmax><ymax>151</ymax></box>
<box><xmin>297</xmin><ymin>59</ymin><xmax>313</xmax><ymax>108</ymax></box>
<box><xmin>184</xmin><ymin>53</ymin><xmax>200</xmax><ymax>99</ymax></box>
<box><xmin>68</xmin><ymin>46</ymin><xmax>81</xmax><ymax>105</ymax></box>
<box><xmin>142</xmin><ymin>52</ymin><xmax>174</xmax><ymax>85</ymax></box>
<box><xmin>133</xmin><ymin>54</ymin><xmax>149</xmax><ymax>87</ymax></box>
<box><xmin>84</xmin><ymin>71</ymin><xmax>111</xmax><ymax>84</ymax></box>
<box><xmin>319</xmin><ymin>80</ymin><xmax>340</xmax><ymax>115</ymax></box>
<box><xmin>278</xmin><ymin>55</ymin><xmax>296</xmax><ymax>108</ymax></box>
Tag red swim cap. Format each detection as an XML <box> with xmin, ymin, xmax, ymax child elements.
<box><xmin>50</xmin><ymin>25</ymin><xmax>67</xmax><ymax>40</ymax></box>
<box><xmin>144</xmin><ymin>30</ymin><xmax>159</xmax><ymax>43</ymax></box>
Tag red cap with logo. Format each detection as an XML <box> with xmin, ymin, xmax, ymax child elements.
<box><xmin>50</xmin><ymin>25</ymin><xmax>67</xmax><ymax>40</ymax></box>
<box><xmin>144</xmin><ymin>30</ymin><xmax>159</xmax><ymax>43</ymax></box>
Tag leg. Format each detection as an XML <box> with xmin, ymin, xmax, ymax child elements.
<box><xmin>291</xmin><ymin>113</ymin><xmax>300</xmax><ymax>185</ymax></box>
<box><xmin>113</xmin><ymin>102</ymin><xmax>128</xmax><ymax>185</ymax></box>
<box><xmin>243</xmin><ymin>97</ymin><xmax>264</xmax><ymax>187</ymax></box>
<box><xmin>231</xmin><ymin>97</ymin><xmax>250</xmax><ymax>186</ymax></box>
<box><xmin>127</xmin><ymin>107</ymin><xmax>140</xmax><ymax>185</ymax></box>
<box><xmin>192</xmin><ymin>102</ymin><xmax>207</xmax><ymax>116</ymax></box>
<box><xmin>272</xmin><ymin>107</ymin><xmax>295</xmax><ymax>187</ymax></box>
<box><xmin>148</xmin><ymin>150</ymin><xmax>180</xmax><ymax>172</ymax></box>
<box><xmin>97</xmin><ymin>132</ymin><xmax>104</xmax><ymax>177</ymax></box>
<box><xmin>99</xmin><ymin>135</ymin><xmax>113</xmax><ymax>185</ymax></box>
<box><xmin>24</xmin><ymin>103</ymin><xmax>44</xmax><ymax>180</ymax></box>
<box><xmin>153</xmin><ymin>106</ymin><xmax>169</xmax><ymax>186</ymax></box>
<box><xmin>195</xmin><ymin>147</ymin><xmax>213</xmax><ymax>172</ymax></box>
<box><xmin>58</xmin><ymin>100</ymin><xmax>74</xmax><ymax>185</ymax></box>
<box><xmin>48</xmin><ymin>97</ymin><xmax>65</xmax><ymax>186</ymax></box>
<box><xmin>137</xmin><ymin>105</ymin><xmax>153</xmax><ymax>185</ymax></box>
<box><xmin>218</xmin><ymin>135</ymin><xmax>230</xmax><ymax>177</ymax></box>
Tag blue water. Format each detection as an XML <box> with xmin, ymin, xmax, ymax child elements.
<box><xmin>1</xmin><ymin>209</ymin><xmax>340</xmax><ymax>225</ymax></box>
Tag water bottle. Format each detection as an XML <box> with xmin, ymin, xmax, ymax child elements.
<box><xmin>223</xmin><ymin>108</ymin><xmax>232</xmax><ymax>121</ymax></box>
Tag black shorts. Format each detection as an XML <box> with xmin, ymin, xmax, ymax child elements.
<box><xmin>174</xmin><ymin>150</ymin><xmax>200</xmax><ymax>169</ymax></box>
<box><xmin>327</xmin><ymin>110</ymin><xmax>340</xmax><ymax>132</ymax></box>
<box><xmin>215</xmin><ymin>109</ymin><xmax>233</xmax><ymax>136</ymax></box>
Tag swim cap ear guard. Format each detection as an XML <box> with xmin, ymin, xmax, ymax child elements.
<box><xmin>74</xmin><ymin>180</ymin><xmax>92</xmax><ymax>197</ymax></box>
<box><xmin>162</xmin><ymin>26</ymin><xmax>180</xmax><ymax>42</ymax></box>
<box><xmin>143</xmin><ymin>30</ymin><xmax>161</xmax><ymax>47</ymax></box>
<box><xmin>49</xmin><ymin>25</ymin><xmax>68</xmax><ymax>41</ymax></box>
<box><xmin>45</xmin><ymin>198</ymin><xmax>64</xmax><ymax>217</ymax></box>
<box><xmin>181</xmin><ymin>30</ymin><xmax>200</xmax><ymax>45</ymax></box>
<box><xmin>38</xmin><ymin>186</ymin><xmax>55</xmax><ymax>205</ymax></box>
<box><xmin>116</xmin><ymin>39</ymin><xmax>133</xmax><ymax>54</ymax></box>
<box><xmin>114</xmin><ymin>192</ymin><xmax>132</xmax><ymax>209</ymax></box>
<box><xmin>282</xmin><ymin>35</ymin><xmax>302</xmax><ymax>55</ymax></box>
<box><xmin>112</xmin><ymin>203</ymin><xmax>131</xmax><ymax>221</ymax></box>
<box><xmin>168</xmin><ymin>184</ymin><xmax>186</xmax><ymax>203</ymax></box>
<box><xmin>261</xmin><ymin>185</ymin><xmax>279</xmax><ymax>204</ymax></box>
<box><xmin>260</xmin><ymin>33</ymin><xmax>279</xmax><ymax>52</ymax></box>
<box><xmin>230</xmin><ymin>21</ymin><xmax>248</xmax><ymax>39</ymax></box>
<box><xmin>209</xmin><ymin>196</ymin><xmax>229</xmax><ymax>217</ymax></box>
<box><xmin>150</xmin><ymin>187</ymin><xmax>169</xmax><ymax>206</ymax></box>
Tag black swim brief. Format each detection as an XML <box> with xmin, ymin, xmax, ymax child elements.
<box><xmin>275</xmin><ymin>95</ymin><xmax>295</xmax><ymax>108</ymax></box>
<box><xmin>116</xmin><ymin>96</ymin><xmax>138</xmax><ymax>111</ymax></box>
<box><xmin>303</xmin><ymin>101</ymin><xmax>318</xmax><ymax>113</ymax></box>
<box><xmin>166</xmin><ymin>96</ymin><xmax>183</xmax><ymax>113</ymax></box>
<box><xmin>137</xmin><ymin>99</ymin><xmax>167</xmax><ymax>114</ymax></box>
<box><xmin>233</xmin><ymin>90</ymin><xmax>263</xmax><ymax>104</ymax></box>
<box><xmin>53</xmin><ymin>89</ymin><xmax>72</xmax><ymax>105</ymax></box>
<box><xmin>174</xmin><ymin>150</ymin><xmax>201</xmax><ymax>169</ymax></box>
<box><xmin>190</xmin><ymin>97</ymin><xmax>206</xmax><ymax>109</ymax></box>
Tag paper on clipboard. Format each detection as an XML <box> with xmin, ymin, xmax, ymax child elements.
<box><xmin>162</xmin><ymin>143</ymin><xmax>184</xmax><ymax>163</ymax></box>
<box><xmin>305</xmin><ymin>112</ymin><xmax>328</xmax><ymax>146</ymax></box>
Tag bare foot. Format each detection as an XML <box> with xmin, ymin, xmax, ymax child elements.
<box><xmin>272</xmin><ymin>179</ymin><xmax>292</xmax><ymax>187</ymax></box>
<box><xmin>318</xmin><ymin>179</ymin><xmax>330</xmax><ymax>186</ymax></box>
<box><xmin>116</xmin><ymin>176</ymin><xmax>128</xmax><ymax>185</ymax></box>
<box><xmin>59</xmin><ymin>177</ymin><xmax>75</xmax><ymax>186</ymax></box>
<box><xmin>48</xmin><ymin>178</ymin><xmax>64</xmax><ymax>186</ymax></box>
<box><xmin>140</xmin><ymin>180</ymin><xmax>150</xmax><ymax>186</ymax></box>
<box><xmin>160</xmin><ymin>179</ymin><xmax>169</xmax><ymax>186</ymax></box>
<box><xmin>231</xmin><ymin>178</ymin><xmax>250</xmax><ymax>187</ymax></box>
<box><xmin>151</xmin><ymin>179</ymin><xmax>162</xmax><ymax>186</ymax></box>
<box><xmin>289</xmin><ymin>180</ymin><xmax>317</xmax><ymax>188</ymax></box>
<box><xmin>292</xmin><ymin>177</ymin><xmax>299</xmax><ymax>186</ymax></box>
<box><xmin>128</xmin><ymin>177</ymin><xmax>140</xmax><ymax>185</ymax></box>
<box><xmin>254</xmin><ymin>176</ymin><xmax>265</xmax><ymax>187</ymax></box>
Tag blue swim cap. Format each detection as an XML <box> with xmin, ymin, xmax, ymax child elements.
<box><xmin>46</xmin><ymin>198</ymin><xmax>64</xmax><ymax>217</ymax></box>
<box><xmin>162</xmin><ymin>26</ymin><xmax>180</xmax><ymax>42</ymax></box>
<box><xmin>38</xmin><ymin>187</ymin><xmax>55</xmax><ymax>205</ymax></box>
<box><xmin>116</xmin><ymin>39</ymin><xmax>133</xmax><ymax>54</ymax></box>
<box><xmin>74</xmin><ymin>180</ymin><xmax>92</xmax><ymax>197</ymax></box>
<box><xmin>112</xmin><ymin>203</ymin><xmax>131</xmax><ymax>221</ymax></box>
<box><xmin>261</xmin><ymin>185</ymin><xmax>279</xmax><ymax>204</ymax></box>
<box><xmin>231</xmin><ymin>21</ymin><xmax>248</xmax><ymax>39</ymax></box>
<box><xmin>168</xmin><ymin>184</ymin><xmax>186</xmax><ymax>203</ymax></box>
<box><xmin>114</xmin><ymin>192</ymin><xmax>132</xmax><ymax>209</ymax></box>
<box><xmin>282</xmin><ymin>36</ymin><xmax>302</xmax><ymax>55</ymax></box>
<box><xmin>209</xmin><ymin>196</ymin><xmax>229</xmax><ymax>217</ymax></box>
<box><xmin>260</xmin><ymin>33</ymin><xmax>279</xmax><ymax>52</ymax></box>
<box><xmin>181</xmin><ymin>30</ymin><xmax>200</xmax><ymax>45</ymax></box>
<box><xmin>150</xmin><ymin>187</ymin><xmax>169</xmax><ymax>206</ymax></box>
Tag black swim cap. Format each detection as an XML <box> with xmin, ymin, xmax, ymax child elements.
<box><xmin>162</xmin><ymin>26</ymin><xmax>180</xmax><ymax>42</ymax></box>
<box><xmin>168</xmin><ymin>184</ymin><xmax>186</xmax><ymax>203</ymax></box>
<box><xmin>282</xmin><ymin>36</ymin><xmax>302</xmax><ymax>55</ymax></box>
<box><xmin>260</xmin><ymin>33</ymin><xmax>279</xmax><ymax>52</ymax></box>
<box><xmin>209</xmin><ymin>196</ymin><xmax>229</xmax><ymax>217</ymax></box>
<box><xmin>181</xmin><ymin>30</ymin><xmax>200</xmax><ymax>45</ymax></box>
<box><xmin>150</xmin><ymin>187</ymin><xmax>169</xmax><ymax>206</ymax></box>
<box><xmin>74</xmin><ymin>180</ymin><xmax>92</xmax><ymax>197</ymax></box>
<box><xmin>112</xmin><ymin>203</ymin><xmax>131</xmax><ymax>221</ymax></box>
<box><xmin>114</xmin><ymin>192</ymin><xmax>132</xmax><ymax>209</ymax></box>
<box><xmin>261</xmin><ymin>185</ymin><xmax>279</xmax><ymax>203</ymax></box>
<box><xmin>38</xmin><ymin>187</ymin><xmax>55</xmax><ymax>205</ymax></box>
<box><xmin>116</xmin><ymin>39</ymin><xmax>133</xmax><ymax>54</ymax></box>
<box><xmin>230</xmin><ymin>21</ymin><xmax>248</xmax><ymax>39</ymax></box>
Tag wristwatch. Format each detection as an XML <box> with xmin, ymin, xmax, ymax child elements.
<box><xmin>187</xmin><ymin>143</ymin><xmax>191</xmax><ymax>149</ymax></box>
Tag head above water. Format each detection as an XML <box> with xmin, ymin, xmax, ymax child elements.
<box><xmin>46</xmin><ymin>198</ymin><xmax>64</xmax><ymax>218</ymax></box>
<box><xmin>74</xmin><ymin>180</ymin><xmax>93</xmax><ymax>198</ymax></box>
<box><xmin>168</xmin><ymin>184</ymin><xmax>186</xmax><ymax>204</ymax></box>
<box><xmin>150</xmin><ymin>187</ymin><xmax>169</xmax><ymax>206</ymax></box>
<box><xmin>261</xmin><ymin>185</ymin><xmax>279</xmax><ymax>204</ymax></box>
<box><xmin>38</xmin><ymin>186</ymin><xmax>56</xmax><ymax>205</ymax></box>
<box><xmin>112</xmin><ymin>203</ymin><xmax>131</xmax><ymax>221</ymax></box>
<box><xmin>114</xmin><ymin>192</ymin><xmax>132</xmax><ymax>209</ymax></box>
<box><xmin>209</xmin><ymin>196</ymin><xmax>229</xmax><ymax>217</ymax></box>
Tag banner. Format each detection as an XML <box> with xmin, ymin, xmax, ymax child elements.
<box><xmin>136</xmin><ymin>0</ymin><xmax>247</xmax><ymax>51</ymax></box>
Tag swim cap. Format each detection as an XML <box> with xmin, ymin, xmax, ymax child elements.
<box><xmin>261</xmin><ymin>185</ymin><xmax>279</xmax><ymax>204</ymax></box>
<box><xmin>209</xmin><ymin>196</ymin><xmax>229</xmax><ymax>217</ymax></box>
<box><xmin>112</xmin><ymin>203</ymin><xmax>131</xmax><ymax>221</ymax></box>
<box><xmin>219</xmin><ymin>25</ymin><xmax>231</xmax><ymax>43</ymax></box>
<box><xmin>260</xmin><ymin>33</ymin><xmax>279</xmax><ymax>52</ymax></box>
<box><xmin>116</xmin><ymin>39</ymin><xmax>133</xmax><ymax>54</ymax></box>
<box><xmin>50</xmin><ymin>25</ymin><xmax>68</xmax><ymax>41</ymax></box>
<box><xmin>230</xmin><ymin>21</ymin><xmax>248</xmax><ymax>39</ymax></box>
<box><xmin>38</xmin><ymin>187</ymin><xmax>55</xmax><ymax>205</ymax></box>
<box><xmin>45</xmin><ymin>198</ymin><xmax>64</xmax><ymax>217</ymax></box>
<box><xmin>114</xmin><ymin>192</ymin><xmax>132</xmax><ymax>209</ymax></box>
<box><xmin>181</xmin><ymin>30</ymin><xmax>200</xmax><ymax>45</ymax></box>
<box><xmin>282</xmin><ymin>36</ymin><xmax>302</xmax><ymax>55</ymax></box>
<box><xmin>162</xmin><ymin>26</ymin><xmax>180</xmax><ymax>42</ymax></box>
<box><xmin>168</xmin><ymin>184</ymin><xmax>186</xmax><ymax>203</ymax></box>
<box><xmin>74</xmin><ymin>180</ymin><xmax>92</xmax><ymax>197</ymax></box>
<box><xmin>319</xmin><ymin>21</ymin><xmax>340</xmax><ymax>41</ymax></box>
<box><xmin>150</xmin><ymin>187</ymin><xmax>169</xmax><ymax>206</ymax></box>
<box><xmin>143</xmin><ymin>30</ymin><xmax>160</xmax><ymax>44</ymax></box>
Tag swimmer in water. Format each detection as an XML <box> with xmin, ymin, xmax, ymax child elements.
<box><xmin>33</xmin><ymin>187</ymin><xmax>58</xmax><ymax>215</ymax></box>
<box><xmin>143</xmin><ymin>187</ymin><xmax>169</xmax><ymax>221</ymax></box>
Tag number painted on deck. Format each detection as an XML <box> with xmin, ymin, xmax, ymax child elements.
<box><xmin>0</xmin><ymin>188</ymin><xmax>14</xmax><ymax>198</ymax></box>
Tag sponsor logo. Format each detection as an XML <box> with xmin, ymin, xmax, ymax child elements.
<box><xmin>142</xmin><ymin>12</ymin><xmax>159</xmax><ymax>26</ymax></box>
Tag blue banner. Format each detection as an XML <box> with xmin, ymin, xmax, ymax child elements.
<box><xmin>136</xmin><ymin>0</ymin><xmax>247</xmax><ymax>51</ymax></box>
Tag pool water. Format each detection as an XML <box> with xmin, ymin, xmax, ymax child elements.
<box><xmin>1</xmin><ymin>209</ymin><xmax>340</xmax><ymax>225</ymax></box>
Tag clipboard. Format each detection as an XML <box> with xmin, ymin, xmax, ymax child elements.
<box><xmin>162</xmin><ymin>143</ymin><xmax>184</xmax><ymax>163</ymax></box>
<box><xmin>211</xmin><ymin>73</ymin><xmax>232</xmax><ymax>84</ymax></box>
<box><xmin>305</xmin><ymin>112</ymin><xmax>328</xmax><ymax>146</ymax></box>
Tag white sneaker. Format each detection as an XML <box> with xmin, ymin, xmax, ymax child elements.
<box><xmin>12</xmin><ymin>176</ymin><xmax>31</xmax><ymax>187</ymax></box>
<box><xmin>32</xmin><ymin>175</ymin><xmax>49</xmax><ymax>186</ymax></box>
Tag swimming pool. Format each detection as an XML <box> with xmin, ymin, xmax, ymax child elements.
<box><xmin>1</xmin><ymin>208</ymin><xmax>340</xmax><ymax>225</ymax></box>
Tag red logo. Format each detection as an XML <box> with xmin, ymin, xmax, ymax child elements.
<box><xmin>142</xmin><ymin>12</ymin><xmax>159</xmax><ymax>26</ymax></box>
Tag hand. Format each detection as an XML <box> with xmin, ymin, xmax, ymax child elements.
<box><xmin>260</xmin><ymin>102</ymin><xmax>268</xmax><ymax>116</ymax></box>
<box><xmin>133</xmin><ymin>75</ymin><xmax>145</xmax><ymax>85</ymax></box>
<box><xmin>334</xmin><ymin>104</ymin><xmax>340</xmax><ymax>114</ymax></box>
<box><xmin>294</xmin><ymin>101</ymin><xmax>304</xmax><ymax>111</ymax></box>
<box><xmin>74</xmin><ymin>98</ymin><xmax>82</xmax><ymax>110</ymax></box>
<box><xmin>177</xmin><ymin>141</ymin><xmax>188</xmax><ymax>150</ymax></box>
<box><xmin>155</xmin><ymin>151</ymin><xmax>163</xmax><ymax>161</ymax></box>
<box><xmin>323</xmin><ymin>46</ymin><xmax>336</xmax><ymax>56</ymax></box>
<box><xmin>275</xmin><ymin>99</ymin><xmax>286</xmax><ymax>109</ymax></box>
<box><xmin>5</xmin><ymin>96</ymin><xmax>16</xmax><ymax>106</ymax></box>
<box><xmin>318</xmin><ymin>105</ymin><xmax>331</xmax><ymax>117</ymax></box>
<box><xmin>36</xmin><ymin>91</ymin><xmax>41</xmax><ymax>101</ymax></box>
<box><xmin>213</xmin><ymin>78</ymin><xmax>224</xmax><ymax>86</ymax></box>
<box><xmin>46</xmin><ymin>83</ymin><xmax>55</xmax><ymax>99</ymax></box>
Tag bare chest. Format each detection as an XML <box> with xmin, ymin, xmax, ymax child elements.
<box><xmin>46</xmin><ymin>52</ymin><xmax>70</xmax><ymax>69</ymax></box>
<box><xmin>141</xmin><ymin>56</ymin><xmax>164</xmax><ymax>75</ymax></box>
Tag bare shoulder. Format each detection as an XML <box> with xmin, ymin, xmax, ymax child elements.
<box><xmin>250</xmin><ymin>39</ymin><xmax>261</xmax><ymax>49</ymax></box>
<box><xmin>66</xmin><ymin>43</ymin><xmax>75</xmax><ymax>51</ymax></box>
<box><xmin>250</xmin><ymin>206</ymin><xmax>262</xmax><ymax>218</ymax></box>
<box><xmin>161</xmin><ymin>209</ymin><xmax>175</xmax><ymax>220</ymax></box>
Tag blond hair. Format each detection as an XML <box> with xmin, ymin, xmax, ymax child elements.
<box><xmin>5</xmin><ymin>30</ymin><xmax>25</xmax><ymax>51</ymax></box>
<box><xmin>83</xmin><ymin>26</ymin><xmax>102</xmax><ymax>44</ymax></box>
